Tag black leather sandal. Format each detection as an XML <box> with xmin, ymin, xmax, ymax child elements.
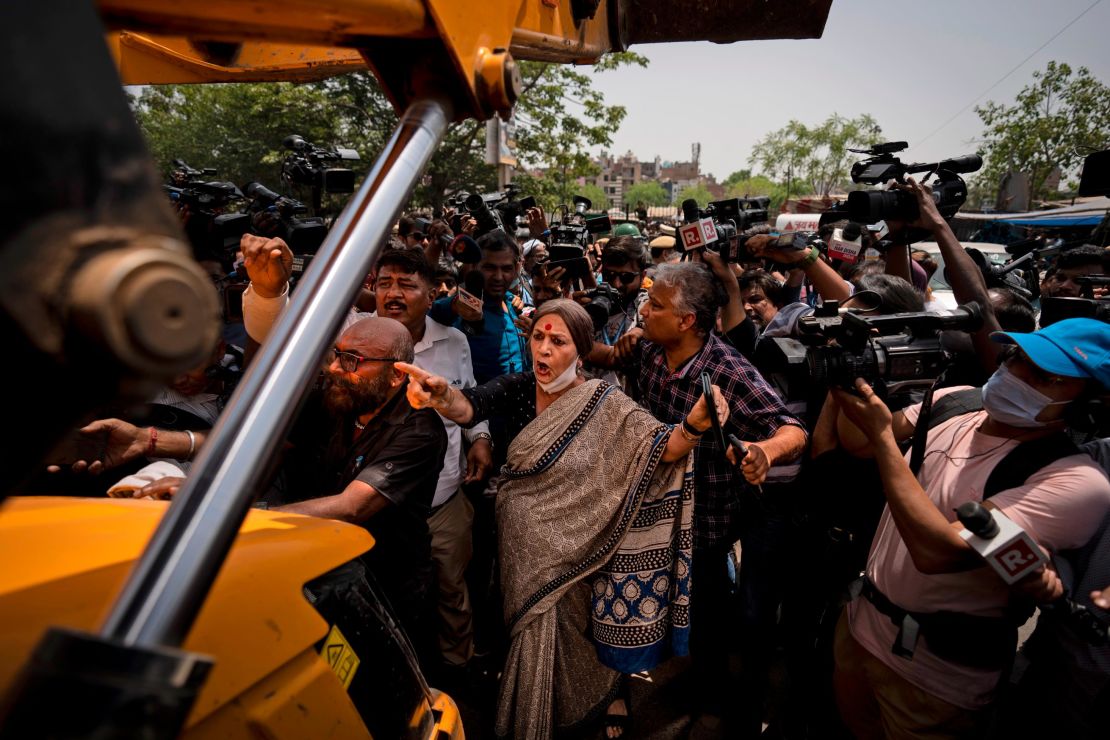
<box><xmin>603</xmin><ymin>679</ymin><xmax>632</xmax><ymax>738</ymax></box>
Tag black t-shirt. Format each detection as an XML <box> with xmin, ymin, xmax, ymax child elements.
<box><xmin>270</xmin><ymin>390</ymin><xmax>447</xmax><ymax>601</ymax></box>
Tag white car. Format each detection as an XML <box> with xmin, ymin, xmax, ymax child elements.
<box><xmin>915</xmin><ymin>241</ymin><xmax>1010</xmax><ymax>310</ymax></box>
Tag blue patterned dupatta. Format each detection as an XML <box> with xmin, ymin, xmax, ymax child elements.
<box><xmin>494</xmin><ymin>379</ymin><xmax>695</xmax><ymax>739</ymax></box>
<box><xmin>590</xmin><ymin>468</ymin><xmax>694</xmax><ymax>672</ymax></box>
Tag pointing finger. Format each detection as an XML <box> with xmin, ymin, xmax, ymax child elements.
<box><xmin>394</xmin><ymin>361</ymin><xmax>431</xmax><ymax>381</ymax></box>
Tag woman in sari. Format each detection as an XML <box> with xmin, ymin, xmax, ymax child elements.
<box><xmin>397</xmin><ymin>299</ymin><xmax>729</xmax><ymax>739</ymax></box>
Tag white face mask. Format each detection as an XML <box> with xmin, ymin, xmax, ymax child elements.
<box><xmin>537</xmin><ymin>355</ymin><xmax>580</xmax><ymax>394</ymax></box>
<box><xmin>981</xmin><ymin>364</ymin><xmax>1070</xmax><ymax>428</ymax></box>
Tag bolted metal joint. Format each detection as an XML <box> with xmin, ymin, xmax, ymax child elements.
<box><xmin>67</xmin><ymin>230</ymin><xmax>222</xmax><ymax>377</ymax></box>
<box><xmin>475</xmin><ymin>47</ymin><xmax>522</xmax><ymax>119</ymax></box>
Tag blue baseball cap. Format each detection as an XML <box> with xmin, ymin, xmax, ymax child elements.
<box><xmin>991</xmin><ymin>318</ymin><xmax>1110</xmax><ymax>389</ymax></box>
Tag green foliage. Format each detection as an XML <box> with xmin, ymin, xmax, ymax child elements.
<box><xmin>750</xmin><ymin>114</ymin><xmax>882</xmax><ymax>196</ymax></box>
<box><xmin>974</xmin><ymin>61</ymin><xmax>1110</xmax><ymax>202</ymax></box>
<box><xmin>513</xmin><ymin>52</ymin><xmax>648</xmax><ymax>204</ymax></box>
<box><xmin>624</xmin><ymin>180</ymin><xmax>669</xmax><ymax>207</ymax></box>
<box><xmin>723</xmin><ymin>169</ymin><xmax>752</xmax><ymax>189</ymax></box>
<box><xmin>725</xmin><ymin>175</ymin><xmax>788</xmax><ymax>212</ymax></box>
<box><xmin>130</xmin><ymin>50</ymin><xmax>646</xmax><ymax>214</ymax></box>
<box><xmin>675</xmin><ymin>183</ymin><xmax>713</xmax><ymax>209</ymax></box>
<box><xmin>577</xmin><ymin>183</ymin><xmax>611</xmax><ymax>212</ymax></box>
<box><xmin>131</xmin><ymin>77</ymin><xmax>386</xmax><ymax>191</ymax></box>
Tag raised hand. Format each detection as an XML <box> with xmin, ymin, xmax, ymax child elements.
<box><xmin>241</xmin><ymin>234</ymin><xmax>293</xmax><ymax>298</ymax></box>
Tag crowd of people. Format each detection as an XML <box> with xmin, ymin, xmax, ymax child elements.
<box><xmin>53</xmin><ymin>176</ymin><xmax>1110</xmax><ymax>740</ymax></box>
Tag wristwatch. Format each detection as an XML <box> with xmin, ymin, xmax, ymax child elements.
<box><xmin>472</xmin><ymin>431</ymin><xmax>493</xmax><ymax>445</ymax></box>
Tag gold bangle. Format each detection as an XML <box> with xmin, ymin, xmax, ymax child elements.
<box><xmin>677</xmin><ymin>423</ymin><xmax>699</xmax><ymax>443</ymax></box>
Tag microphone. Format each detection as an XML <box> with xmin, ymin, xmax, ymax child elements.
<box><xmin>681</xmin><ymin>198</ymin><xmax>700</xmax><ymax>224</ymax></box>
<box><xmin>955</xmin><ymin>501</ymin><xmax>1047</xmax><ymax>584</ymax></box>
<box><xmin>463</xmin><ymin>269</ymin><xmax>485</xmax><ymax>299</ymax></box>
<box><xmin>457</xmin><ymin>269</ymin><xmax>486</xmax><ymax>335</ymax></box>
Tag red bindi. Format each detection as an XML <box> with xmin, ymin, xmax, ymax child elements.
<box><xmin>544</xmin><ymin>323</ymin><xmax>552</xmax><ymax>331</ymax></box>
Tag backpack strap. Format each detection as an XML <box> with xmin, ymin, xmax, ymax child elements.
<box><xmin>909</xmin><ymin>387</ymin><xmax>983</xmax><ymax>476</ymax></box>
<box><xmin>983</xmin><ymin>433</ymin><xmax>1080</xmax><ymax>499</ymax></box>
<box><xmin>926</xmin><ymin>388</ymin><xmax>984</xmax><ymax>430</ymax></box>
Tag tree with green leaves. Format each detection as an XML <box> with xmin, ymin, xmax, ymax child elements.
<box><xmin>723</xmin><ymin>169</ymin><xmax>752</xmax><ymax>189</ymax></box>
<box><xmin>131</xmin><ymin>51</ymin><xmax>646</xmax><ymax>215</ymax></box>
<box><xmin>725</xmin><ymin>175</ymin><xmax>788</xmax><ymax>213</ymax></box>
<box><xmin>624</xmin><ymin>180</ymin><xmax>669</xmax><ymax>208</ymax></box>
<box><xmin>974</xmin><ymin>61</ymin><xmax>1110</xmax><ymax>203</ymax></box>
<box><xmin>675</xmin><ymin>183</ymin><xmax>713</xmax><ymax>209</ymax></box>
<box><xmin>750</xmin><ymin>114</ymin><xmax>882</xmax><ymax>197</ymax></box>
<box><xmin>512</xmin><ymin>52</ymin><xmax>648</xmax><ymax>210</ymax></box>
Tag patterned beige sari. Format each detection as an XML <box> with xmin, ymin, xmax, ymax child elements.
<box><xmin>494</xmin><ymin>379</ymin><xmax>694</xmax><ymax>739</ymax></box>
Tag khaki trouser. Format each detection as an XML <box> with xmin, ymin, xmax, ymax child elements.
<box><xmin>427</xmin><ymin>490</ymin><xmax>475</xmax><ymax>666</ymax></box>
<box><xmin>832</xmin><ymin>609</ymin><xmax>993</xmax><ymax>740</ymax></box>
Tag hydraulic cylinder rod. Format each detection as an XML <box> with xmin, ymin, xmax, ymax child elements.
<box><xmin>101</xmin><ymin>96</ymin><xmax>454</xmax><ymax>648</ymax></box>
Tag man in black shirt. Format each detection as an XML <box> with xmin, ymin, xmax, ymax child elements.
<box><xmin>269</xmin><ymin>316</ymin><xmax>447</xmax><ymax>666</ymax></box>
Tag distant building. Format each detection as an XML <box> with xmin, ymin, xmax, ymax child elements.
<box><xmin>585</xmin><ymin>145</ymin><xmax>730</xmax><ymax>208</ymax></box>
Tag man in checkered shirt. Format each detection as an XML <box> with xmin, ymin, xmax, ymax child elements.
<box><xmin>593</xmin><ymin>261</ymin><xmax>807</xmax><ymax>737</ymax></box>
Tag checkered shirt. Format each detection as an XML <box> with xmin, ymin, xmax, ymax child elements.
<box><xmin>635</xmin><ymin>333</ymin><xmax>806</xmax><ymax>548</ymax></box>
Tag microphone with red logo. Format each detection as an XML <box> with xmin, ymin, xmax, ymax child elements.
<box><xmin>955</xmin><ymin>501</ymin><xmax>1047</xmax><ymax>583</ymax></box>
<box><xmin>956</xmin><ymin>500</ymin><xmax>1109</xmax><ymax>645</ymax></box>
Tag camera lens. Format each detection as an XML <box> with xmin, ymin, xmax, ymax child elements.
<box><xmin>847</xmin><ymin>190</ymin><xmax>916</xmax><ymax>223</ymax></box>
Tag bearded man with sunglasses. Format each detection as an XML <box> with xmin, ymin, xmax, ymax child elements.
<box><xmin>270</xmin><ymin>316</ymin><xmax>448</xmax><ymax>670</ymax></box>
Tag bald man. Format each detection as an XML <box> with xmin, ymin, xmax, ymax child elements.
<box><xmin>270</xmin><ymin>316</ymin><xmax>447</xmax><ymax>668</ymax></box>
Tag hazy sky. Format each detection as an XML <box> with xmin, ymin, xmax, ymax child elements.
<box><xmin>584</xmin><ymin>0</ymin><xmax>1110</xmax><ymax>181</ymax></box>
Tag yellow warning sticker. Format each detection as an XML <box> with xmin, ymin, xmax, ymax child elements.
<box><xmin>320</xmin><ymin>624</ymin><xmax>360</xmax><ymax>689</ymax></box>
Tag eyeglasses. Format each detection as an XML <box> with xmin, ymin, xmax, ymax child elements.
<box><xmin>327</xmin><ymin>347</ymin><xmax>400</xmax><ymax>373</ymax></box>
<box><xmin>602</xmin><ymin>269</ymin><xmax>639</xmax><ymax>285</ymax></box>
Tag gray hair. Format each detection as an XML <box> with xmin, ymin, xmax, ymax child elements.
<box><xmin>651</xmin><ymin>262</ymin><xmax>725</xmax><ymax>336</ymax></box>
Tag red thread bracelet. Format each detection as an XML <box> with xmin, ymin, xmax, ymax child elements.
<box><xmin>147</xmin><ymin>427</ymin><xmax>158</xmax><ymax>457</ymax></box>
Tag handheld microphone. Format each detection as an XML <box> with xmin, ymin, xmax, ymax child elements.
<box><xmin>955</xmin><ymin>501</ymin><xmax>1047</xmax><ymax>584</ymax></box>
<box><xmin>457</xmin><ymin>270</ymin><xmax>486</xmax><ymax>334</ymax></box>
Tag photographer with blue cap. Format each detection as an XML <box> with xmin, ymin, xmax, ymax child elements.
<box><xmin>817</xmin><ymin>317</ymin><xmax>1110</xmax><ymax>739</ymax></box>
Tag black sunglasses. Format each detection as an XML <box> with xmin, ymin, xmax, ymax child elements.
<box><xmin>601</xmin><ymin>269</ymin><xmax>639</xmax><ymax>285</ymax></box>
<box><xmin>328</xmin><ymin>347</ymin><xmax>401</xmax><ymax>373</ymax></box>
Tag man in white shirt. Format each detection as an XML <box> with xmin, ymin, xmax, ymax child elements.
<box><xmin>240</xmin><ymin>235</ymin><xmax>491</xmax><ymax>673</ymax></box>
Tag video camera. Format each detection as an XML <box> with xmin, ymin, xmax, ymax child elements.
<box><xmin>163</xmin><ymin>159</ymin><xmax>251</xmax><ymax>264</ymax></box>
<box><xmin>679</xmin><ymin>197</ymin><xmax>769</xmax><ymax>262</ymax></box>
<box><xmin>546</xmin><ymin>194</ymin><xmax>612</xmax><ymax>283</ymax></box>
<box><xmin>761</xmin><ymin>301</ymin><xmax>984</xmax><ymax>394</ymax></box>
<box><xmin>462</xmin><ymin>184</ymin><xmax>536</xmax><ymax>237</ymax></box>
<box><xmin>1041</xmin><ymin>276</ymin><xmax>1110</xmax><ymax>326</ymax></box>
<box><xmin>244</xmin><ymin>181</ymin><xmax>328</xmax><ymax>255</ymax></box>
<box><xmin>280</xmin><ymin>134</ymin><xmax>361</xmax><ymax>195</ymax></box>
<box><xmin>846</xmin><ymin>142</ymin><xmax>982</xmax><ymax>223</ymax></box>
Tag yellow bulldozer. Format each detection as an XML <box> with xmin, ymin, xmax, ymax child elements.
<box><xmin>0</xmin><ymin>2</ymin><xmax>832</xmax><ymax>737</ymax></box>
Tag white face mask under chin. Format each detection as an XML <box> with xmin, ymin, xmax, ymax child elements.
<box><xmin>981</xmin><ymin>364</ymin><xmax>1070</xmax><ymax>428</ymax></box>
<box><xmin>537</xmin><ymin>355</ymin><xmax>580</xmax><ymax>394</ymax></box>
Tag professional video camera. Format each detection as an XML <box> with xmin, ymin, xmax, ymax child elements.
<box><xmin>244</xmin><ymin>181</ymin><xmax>328</xmax><ymax>256</ymax></box>
<box><xmin>582</xmin><ymin>282</ymin><xmax>623</xmax><ymax>330</ymax></box>
<box><xmin>680</xmin><ymin>197</ymin><xmax>770</xmax><ymax>262</ymax></box>
<box><xmin>163</xmin><ymin>159</ymin><xmax>251</xmax><ymax>264</ymax></box>
<box><xmin>280</xmin><ymin>134</ymin><xmax>361</xmax><ymax>196</ymax></box>
<box><xmin>463</xmin><ymin>184</ymin><xmax>537</xmax><ymax>236</ymax></box>
<box><xmin>760</xmin><ymin>301</ymin><xmax>984</xmax><ymax>394</ymax></box>
<box><xmin>846</xmin><ymin>142</ymin><xmax>982</xmax><ymax>224</ymax></box>
<box><xmin>547</xmin><ymin>194</ymin><xmax>612</xmax><ymax>281</ymax></box>
<box><xmin>1041</xmin><ymin>276</ymin><xmax>1110</xmax><ymax>326</ymax></box>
